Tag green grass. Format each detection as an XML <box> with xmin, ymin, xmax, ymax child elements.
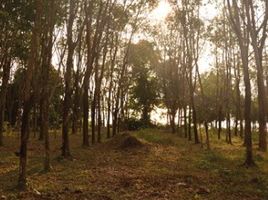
<box><xmin>134</xmin><ymin>129</ymin><xmax>179</xmax><ymax>146</ymax></box>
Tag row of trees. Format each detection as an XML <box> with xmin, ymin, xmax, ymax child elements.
<box><xmin>0</xmin><ymin>0</ymin><xmax>158</xmax><ymax>189</ymax></box>
<box><xmin>156</xmin><ymin>0</ymin><xmax>268</xmax><ymax>167</ymax></box>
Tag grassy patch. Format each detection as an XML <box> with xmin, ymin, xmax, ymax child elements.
<box><xmin>0</xmin><ymin>129</ymin><xmax>268</xmax><ymax>200</ymax></box>
<box><xmin>134</xmin><ymin>129</ymin><xmax>178</xmax><ymax>146</ymax></box>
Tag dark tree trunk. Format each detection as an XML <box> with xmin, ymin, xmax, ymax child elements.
<box><xmin>72</xmin><ymin>65</ymin><xmax>81</xmax><ymax>135</ymax></box>
<box><xmin>62</xmin><ymin>0</ymin><xmax>77</xmax><ymax>158</ymax></box>
<box><xmin>204</xmin><ymin>122</ymin><xmax>210</xmax><ymax>150</ymax></box>
<box><xmin>91</xmin><ymin>92</ymin><xmax>96</xmax><ymax>144</ymax></box>
<box><xmin>218</xmin><ymin>107</ymin><xmax>222</xmax><ymax>140</ymax></box>
<box><xmin>39</xmin><ymin>98</ymin><xmax>44</xmax><ymax>141</ymax></box>
<box><xmin>18</xmin><ymin>0</ymin><xmax>42</xmax><ymax>189</ymax></box>
<box><xmin>112</xmin><ymin>97</ymin><xmax>119</xmax><ymax>137</ymax></box>
<box><xmin>82</xmin><ymin>83</ymin><xmax>90</xmax><ymax>146</ymax></box>
<box><xmin>183</xmin><ymin>106</ymin><xmax>187</xmax><ymax>138</ymax></box>
<box><xmin>188</xmin><ymin>107</ymin><xmax>192</xmax><ymax>141</ymax></box>
<box><xmin>42</xmin><ymin>0</ymin><xmax>55</xmax><ymax>171</ymax></box>
<box><xmin>0</xmin><ymin>57</ymin><xmax>11</xmax><ymax>146</ymax></box>
<box><xmin>170</xmin><ymin>111</ymin><xmax>176</xmax><ymax>134</ymax></box>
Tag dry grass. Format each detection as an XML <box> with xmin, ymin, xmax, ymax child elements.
<box><xmin>0</xmin><ymin>129</ymin><xmax>268</xmax><ymax>200</ymax></box>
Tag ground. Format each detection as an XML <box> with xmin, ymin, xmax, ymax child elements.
<box><xmin>0</xmin><ymin>129</ymin><xmax>268</xmax><ymax>200</ymax></box>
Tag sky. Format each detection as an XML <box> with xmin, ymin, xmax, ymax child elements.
<box><xmin>150</xmin><ymin>0</ymin><xmax>172</xmax><ymax>22</ymax></box>
<box><xmin>149</xmin><ymin>0</ymin><xmax>219</xmax><ymax>73</ymax></box>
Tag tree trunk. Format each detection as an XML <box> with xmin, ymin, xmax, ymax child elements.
<box><xmin>42</xmin><ymin>0</ymin><xmax>55</xmax><ymax>171</ymax></box>
<box><xmin>204</xmin><ymin>121</ymin><xmax>210</xmax><ymax>150</ymax></box>
<box><xmin>218</xmin><ymin>107</ymin><xmax>222</xmax><ymax>140</ymax></box>
<box><xmin>183</xmin><ymin>106</ymin><xmax>188</xmax><ymax>138</ymax></box>
<box><xmin>18</xmin><ymin>0</ymin><xmax>42</xmax><ymax>189</ymax></box>
<box><xmin>170</xmin><ymin>111</ymin><xmax>176</xmax><ymax>134</ymax></box>
<box><xmin>0</xmin><ymin>57</ymin><xmax>11</xmax><ymax>146</ymax></box>
<box><xmin>188</xmin><ymin>107</ymin><xmax>192</xmax><ymax>141</ymax></box>
<box><xmin>245</xmin><ymin>0</ymin><xmax>268</xmax><ymax>152</ymax></box>
<box><xmin>62</xmin><ymin>0</ymin><xmax>77</xmax><ymax>158</ymax></box>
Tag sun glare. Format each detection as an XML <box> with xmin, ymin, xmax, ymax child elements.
<box><xmin>150</xmin><ymin>0</ymin><xmax>172</xmax><ymax>22</ymax></box>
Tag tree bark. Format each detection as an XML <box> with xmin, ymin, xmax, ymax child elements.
<box><xmin>18</xmin><ymin>0</ymin><xmax>42</xmax><ymax>189</ymax></box>
<box><xmin>227</xmin><ymin>0</ymin><xmax>254</xmax><ymax>166</ymax></box>
<box><xmin>62</xmin><ymin>0</ymin><xmax>77</xmax><ymax>157</ymax></box>
<box><xmin>0</xmin><ymin>57</ymin><xmax>11</xmax><ymax>146</ymax></box>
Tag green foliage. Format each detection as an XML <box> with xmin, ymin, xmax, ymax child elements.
<box><xmin>196</xmin><ymin>71</ymin><xmax>218</xmax><ymax>123</ymax></box>
<box><xmin>0</xmin><ymin>1</ymin><xmax>34</xmax><ymax>61</ymax></box>
<box><xmin>48</xmin><ymin>67</ymin><xmax>64</xmax><ymax>128</ymax></box>
<box><xmin>123</xmin><ymin>118</ymin><xmax>144</xmax><ymax>131</ymax></box>
<box><xmin>135</xmin><ymin>129</ymin><xmax>176</xmax><ymax>145</ymax></box>
<box><xmin>128</xmin><ymin>40</ymin><xmax>160</xmax><ymax>124</ymax></box>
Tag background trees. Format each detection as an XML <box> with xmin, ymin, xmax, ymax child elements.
<box><xmin>128</xmin><ymin>40</ymin><xmax>159</xmax><ymax>126</ymax></box>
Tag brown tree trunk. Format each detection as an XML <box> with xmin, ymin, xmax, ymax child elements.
<box><xmin>190</xmin><ymin>86</ymin><xmax>199</xmax><ymax>144</ymax></box>
<box><xmin>204</xmin><ymin>122</ymin><xmax>210</xmax><ymax>150</ymax></box>
<box><xmin>218</xmin><ymin>107</ymin><xmax>222</xmax><ymax>140</ymax></box>
<box><xmin>72</xmin><ymin>43</ymin><xmax>82</xmax><ymax>135</ymax></box>
<box><xmin>18</xmin><ymin>0</ymin><xmax>42</xmax><ymax>189</ymax></box>
<box><xmin>96</xmin><ymin>35</ymin><xmax>109</xmax><ymax>143</ymax></box>
<box><xmin>170</xmin><ymin>111</ymin><xmax>176</xmax><ymax>134</ymax></box>
<box><xmin>245</xmin><ymin>0</ymin><xmax>268</xmax><ymax>152</ymax></box>
<box><xmin>62</xmin><ymin>0</ymin><xmax>77</xmax><ymax>158</ymax></box>
<box><xmin>42</xmin><ymin>0</ymin><xmax>55</xmax><ymax>171</ymax></box>
<box><xmin>227</xmin><ymin>0</ymin><xmax>254</xmax><ymax>166</ymax></box>
<box><xmin>83</xmin><ymin>0</ymin><xmax>105</xmax><ymax>145</ymax></box>
<box><xmin>0</xmin><ymin>57</ymin><xmax>11</xmax><ymax>146</ymax></box>
<box><xmin>82</xmin><ymin>2</ymin><xmax>92</xmax><ymax>146</ymax></box>
<box><xmin>183</xmin><ymin>106</ymin><xmax>188</xmax><ymax>138</ymax></box>
<box><xmin>188</xmin><ymin>107</ymin><xmax>192</xmax><ymax>141</ymax></box>
<box><xmin>107</xmin><ymin>36</ymin><xmax>118</xmax><ymax>138</ymax></box>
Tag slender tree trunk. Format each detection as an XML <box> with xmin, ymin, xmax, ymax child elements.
<box><xmin>204</xmin><ymin>122</ymin><xmax>210</xmax><ymax>150</ymax></box>
<box><xmin>218</xmin><ymin>107</ymin><xmax>222</xmax><ymax>140</ymax></box>
<box><xmin>188</xmin><ymin>107</ymin><xmax>192</xmax><ymax>141</ymax></box>
<box><xmin>240</xmin><ymin>119</ymin><xmax>244</xmax><ymax>138</ymax></box>
<box><xmin>39</xmin><ymin>99</ymin><xmax>44</xmax><ymax>140</ymax></box>
<box><xmin>43</xmin><ymin>0</ymin><xmax>55</xmax><ymax>171</ymax></box>
<box><xmin>245</xmin><ymin>0</ymin><xmax>268</xmax><ymax>152</ymax></box>
<box><xmin>72</xmin><ymin>41</ymin><xmax>82</xmax><ymax>135</ymax></box>
<box><xmin>170</xmin><ymin>108</ymin><xmax>176</xmax><ymax>133</ymax></box>
<box><xmin>191</xmin><ymin>91</ymin><xmax>199</xmax><ymax>144</ymax></box>
<box><xmin>82</xmin><ymin>79</ymin><xmax>90</xmax><ymax>146</ymax></box>
<box><xmin>18</xmin><ymin>0</ymin><xmax>42</xmax><ymax>189</ymax></box>
<box><xmin>183</xmin><ymin>106</ymin><xmax>187</xmax><ymax>138</ymax></box>
<box><xmin>72</xmin><ymin>66</ymin><xmax>81</xmax><ymax>135</ymax></box>
<box><xmin>91</xmin><ymin>93</ymin><xmax>96</xmax><ymax>144</ymax></box>
<box><xmin>96</xmin><ymin>36</ymin><xmax>109</xmax><ymax>143</ymax></box>
<box><xmin>97</xmin><ymin>97</ymin><xmax>102</xmax><ymax>143</ymax></box>
<box><xmin>112</xmin><ymin>95</ymin><xmax>119</xmax><ymax>136</ymax></box>
<box><xmin>0</xmin><ymin>57</ymin><xmax>11</xmax><ymax>146</ymax></box>
<box><xmin>106</xmin><ymin>43</ymin><xmax>117</xmax><ymax>138</ymax></box>
<box><xmin>62</xmin><ymin>0</ymin><xmax>77</xmax><ymax>158</ymax></box>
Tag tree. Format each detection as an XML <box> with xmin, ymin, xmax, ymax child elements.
<box><xmin>62</xmin><ymin>0</ymin><xmax>84</xmax><ymax>156</ymax></box>
<box><xmin>18</xmin><ymin>0</ymin><xmax>42</xmax><ymax>189</ymax></box>
<box><xmin>128</xmin><ymin>40</ymin><xmax>159</xmax><ymax>125</ymax></box>
<box><xmin>244</xmin><ymin>0</ymin><xmax>268</xmax><ymax>152</ymax></box>
<box><xmin>0</xmin><ymin>1</ymin><xmax>33</xmax><ymax>146</ymax></box>
<box><xmin>171</xmin><ymin>0</ymin><xmax>204</xmax><ymax>144</ymax></box>
<box><xmin>40</xmin><ymin>0</ymin><xmax>57</xmax><ymax>171</ymax></box>
<box><xmin>227</xmin><ymin>0</ymin><xmax>255</xmax><ymax>166</ymax></box>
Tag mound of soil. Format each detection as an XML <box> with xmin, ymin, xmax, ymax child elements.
<box><xmin>106</xmin><ymin>133</ymin><xmax>144</xmax><ymax>150</ymax></box>
<box><xmin>119</xmin><ymin>135</ymin><xmax>143</xmax><ymax>149</ymax></box>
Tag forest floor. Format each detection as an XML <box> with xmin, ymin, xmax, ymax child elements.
<box><xmin>0</xmin><ymin>129</ymin><xmax>268</xmax><ymax>200</ymax></box>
